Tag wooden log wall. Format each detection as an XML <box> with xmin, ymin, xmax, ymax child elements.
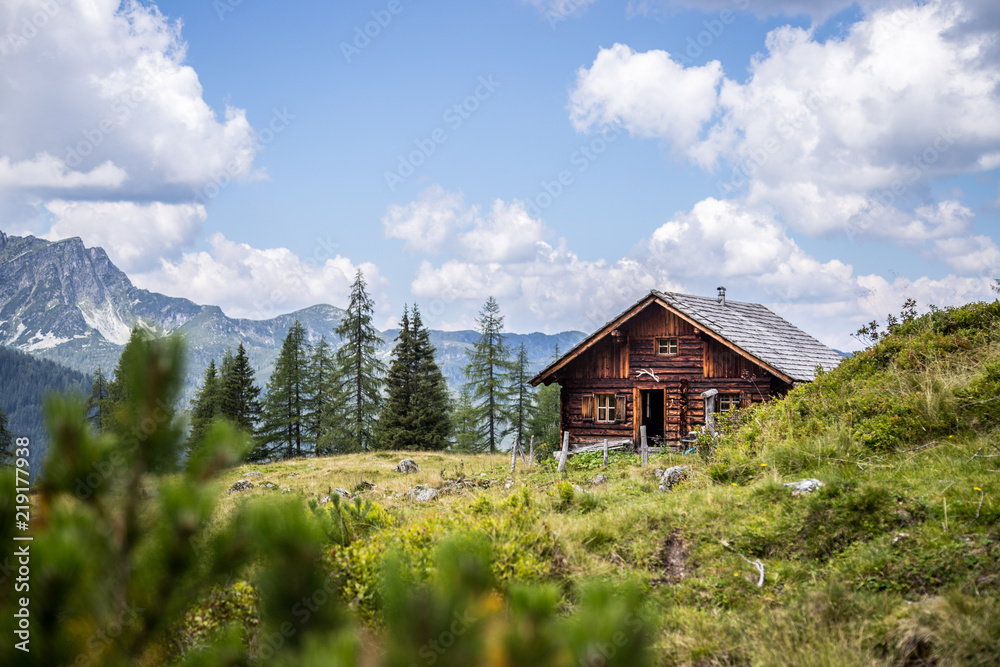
<box><xmin>554</xmin><ymin>301</ymin><xmax>793</xmax><ymax>445</ymax></box>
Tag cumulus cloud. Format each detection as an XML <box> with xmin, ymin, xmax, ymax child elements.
<box><xmin>132</xmin><ymin>233</ymin><xmax>383</xmax><ymax>320</ymax></box>
<box><xmin>42</xmin><ymin>200</ymin><xmax>207</xmax><ymax>272</ymax></box>
<box><xmin>570</xmin><ymin>1</ymin><xmax>1000</xmax><ymax>241</ymax></box>
<box><xmin>382</xmin><ymin>185</ymin><xmax>470</xmax><ymax>254</ymax></box>
<box><xmin>0</xmin><ymin>0</ymin><xmax>261</xmax><ymax>230</ymax></box>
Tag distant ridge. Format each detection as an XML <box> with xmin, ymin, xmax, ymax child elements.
<box><xmin>0</xmin><ymin>230</ymin><xmax>585</xmax><ymax>401</ymax></box>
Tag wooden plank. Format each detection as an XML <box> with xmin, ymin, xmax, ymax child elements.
<box><xmin>557</xmin><ymin>431</ymin><xmax>570</xmax><ymax>473</ymax></box>
<box><xmin>640</xmin><ymin>425</ymin><xmax>648</xmax><ymax>467</ymax></box>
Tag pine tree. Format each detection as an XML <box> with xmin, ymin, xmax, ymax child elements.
<box><xmin>507</xmin><ymin>343</ymin><xmax>535</xmax><ymax>450</ymax></box>
<box><xmin>0</xmin><ymin>404</ymin><xmax>12</xmax><ymax>466</ymax></box>
<box><xmin>257</xmin><ymin>321</ymin><xmax>310</xmax><ymax>460</ymax></box>
<box><xmin>220</xmin><ymin>343</ymin><xmax>262</xmax><ymax>432</ymax></box>
<box><xmin>307</xmin><ymin>336</ymin><xmax>342</xmax><ymax>455</ymax></box>
<box><xmin>376</xmin><ymin>306</ymin><xmax>451</xmax><ymax>451</ymax></box>
<box><xmin>188</xmin><ymin>359</ymin><xmax>222</xmax><ymax>448</ymax></box>
<box><xmin>462</xmin><ymin>297</ymin><xmax>514</xmax><ymax>453</ymax></box>
<box><xmin>451</xmin><ymin>385</ymin><xmax>480</xmax><ymax>452</ymax></box>
<box><xmin>335</xmin><ymin>270</ymin><xmax>386</xmax><ymax>452</ymax></box>
<box><xmin>86</xmin><ymin>366</ymin><xmax>111</xmax><ymax>432</ymax></box>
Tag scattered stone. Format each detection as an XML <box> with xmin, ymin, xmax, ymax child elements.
<box><xmin>264</xmin><ymin>483</ymin><xmax>276</xmax><ymax>489</ymax></box>
<box><xmin>288</xmin><ymin>472</ymin><xmax>298</xmax><ymax>477</ymax></box>
<box><xmin>504</xmin><ymin>480</ymin><xmax>514</xmax><ymax>489</ymax></box>
<box><xmin>592</xmin><ymin>474</ymin><xmax>609</xmax><ymax>486</ymax></box>
<box><xmin>394</xmin><ymin>458</ymin><xmax>420</xmax><ymax>474</ymax></box>
<box><xmin>783</xmin><ymin>479</ymin><xmax>824</xmax><ymax>496</ymax></box>
<box><xmin>281</xmin><ymin>488</ymin><xmax>291</xmax><ymax>494</ymax></box>
<box><xmin>332</xmin><ymin>488</ymin><xmax>351</xmax><ymax>498</ymax></box>
<box><xmin>893</xmin><ymin>532</ymin><xmax>910</xmax><ymax>544</ymax></box>
<box><xmin>573</xmin><ymin>484</ymin><xmax>586</xmax><ymax>494</ymax></box>
<box><xmin>479</xmin><ymin>472</ymin><xmax>487</xmax><ymax>477</ymax></box>
<box><xmin>228</xmin><ymin>480</ymin><xmax>254</xmax><ymax>494</ymax></box>
<box><xmin>354</xmin><ymin>480</ymin><xmax>374</xmax><ymax>492</ymax></box>
<box><xmin>653</xmin><ymin>469</ymin><xmax>665</xmax><ymax>479</ymax></box>
<box><xmin>658</xmin><ymin>466</ymin><xmax>689</xmax><ymax>492</ymax></box>
<box><xmin>242</xmin><ymin>471</ymin><xmax>262</xmax><ymax>479</ymax></box>
<box><xmin>407</xmin><ymin>485</ymin><xmax>439</xmax><ymax>502</ymax></box>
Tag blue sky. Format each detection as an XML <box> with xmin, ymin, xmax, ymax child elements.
<box><xmin>3</xmin><ymin>0</ymin><xmax>1000</xmax><ymax>350</ymax></box>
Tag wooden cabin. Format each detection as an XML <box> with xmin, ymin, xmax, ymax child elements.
<box><xmin>530</xmin><ymin>288</ymin><xmax>844</xmax><ymax>448</ymax></box>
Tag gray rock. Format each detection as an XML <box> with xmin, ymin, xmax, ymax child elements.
<box><xmin>658</xmin><ymin>466</ymin><xmax>689</xmax><ymax>492</ymax></box>
<box><xmin>592</xmin><ymin>474</ymin><xmax>609</xmax><ymax>486</ymax></box>
<box><xmin>281</xmin><ymin>488</ymin><xmax>291</xmax><ymax>494</ymax></box>
<box><xmin>332</xmin><ymin>488</ymin><xmax>351</xmax><ymax>498</ymax></box>
<box><xmin>228</xmin><ymin>480</ymin><xmax>254</xmax><ymax>494</ymax></box>
<box><xmin>242</xmin><ymin>471</ymin><xmax>262</xmax><ymax>478</ymax></box>
<box><xmin>288</xmin><ymin>472</ymin><xmax>298</xmax><ymax>477</ymax></box>
<box><xmin>407</xmin><ymin>485</ymin><xmax>439</xmax><ymax>502</ymax></box>
<box><xmin>264</xmin><ymin>483</ymin><xmax>276</xmax><ymax>489</ymax></box>
<box><xmin>395</xmin><ymin>458</ymin><xmax>420</xmax><ymax>474</ymax></box>
<box><xmin>783</xmin><ymin>479</ymin><xmax>823</xmax><ymax>496</ymax></box>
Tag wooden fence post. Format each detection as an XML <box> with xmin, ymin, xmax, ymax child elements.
<box><xmin>518</xmin><ymin>439</ymin><xmax>528</xmax><ymax>466</ymax></box>
<box><xmin>640</xmin><ymin>425</ymin><xmax>648</xmax><ymax>467</ymax></box>
<box><xmin>510</xmin><ymin>438</ymin><xmax>518</xmax><ymax>475</ymax></box>
<box><xmin>557</xmin><ymin>431</ymin><xmax>570</xmax><ymax>473</ymax></box>
<box><xmin>528</xmin><ymin>435</ymin><xmax>535</xmax><ymax>467</ymax></box>
<box><xmin>603</xmin><ymin>438</ymin><xmax>609</xmax><ymax>468</ymax></box>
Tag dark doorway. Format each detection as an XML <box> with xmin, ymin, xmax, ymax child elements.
<box><xmin>640</xmin><ymin>389</ymin><xmax>664</xmax><ymax>441</ymax></box>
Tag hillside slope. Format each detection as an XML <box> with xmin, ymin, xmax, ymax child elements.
<box><xmin>203</xmin><ymin>300</ymin><xmax>1000</xmax><ymax>665</ymax></box>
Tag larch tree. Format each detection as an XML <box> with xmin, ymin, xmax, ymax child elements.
<box><xmin>335</xmin><ymin>270</ymin><xmax>386</xmax><ymax>453</ymax></box>
<box><xmin>507</xmin><ymin>342</ymin><xmax>535</xmax><ymax>451</ymax></box>
<box><xmin>307</xmin><ymin>336</ymin><xmax>341</xmax><ymax>455</ymax></box>
<box><xmin>450</xmin><ymin>385</ymin><xmax>480</xmax><ymax>453</ymax></box>
<box><xmin>256</xmin><ymin>321</ymin><xmax>310</xmax><ymax>460</ymax></box>
<box><xmin>528</xmin><ymin>343</ymin><xmax>562</xmax><ymax>457</ymax></box>
<box><xmin>462</xmin><ymin>296</ymin><xmax>514</xmax><ymax>453</ymax></box>
<box><xmin>85</xmin><ymin>366</ymin><xmax>111</xmax><ymax>433</ymax></box>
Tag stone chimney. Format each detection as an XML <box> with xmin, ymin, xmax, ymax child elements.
<box><xmin>717</xmin><ymin>286</ymin><xmax>727</xmax><ymax>306</ymax></box>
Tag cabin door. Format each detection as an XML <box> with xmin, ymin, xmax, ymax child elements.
<box><xmin>639</xmin><ymin>389</ymin><xmax>665</xmax><ymax>441</ymax></box>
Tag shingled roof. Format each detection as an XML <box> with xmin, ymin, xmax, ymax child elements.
<box><xmin>531</xmin><ymin>290</ymin><xmax>844</xmax><ymax>385</ymax></box>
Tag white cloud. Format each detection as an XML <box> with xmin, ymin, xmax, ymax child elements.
<box><xmin>0</xmin><ymin>154</ymin><xmax>127</xmax><ymax>189</ymax></box>
<box><xmin>0</xmin><ymin>0</ymin><xmax>260</xmax><ymax>223</ymax></box>
<box><xmin>570</xmin><ymin>2</ymin><xmax>1000</xmax><ymax>242</ymax></box>
<box><xmin>382</xmin><ymin>185</ymin><xmax>469</xmax><ymax>253</ymax></box>
<box><xmin>569</xmin><ymin>43</ymin><xmax>723</xmax><ymax>149</ymax></box>
<box><xmin>522</xmin><ymin>0</ymin><xmax>600</xmax><ymax>21</ymax></box>
<box><xmin>42</xmin><ymin>200</ymin><xmax>207</xmax><ymax>272</ymax></box>
<box><xmin>131</xmin><ymin>233</ymin><xmax>383</xmax><ymax>320</ymax></box>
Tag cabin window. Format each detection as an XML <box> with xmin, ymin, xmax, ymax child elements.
<box><xmin>596</xmin><ymin>394</ymin><xmax>616</xmax><ymax>422</ymax></box>
<box><xmin>717</xmin><ymin>394</ymin><xmax>740</xmax><ymax>412</ymax></box>
<box><xmin>657</xmin><ymin>337</ymin><xmax>678</xmax><ymax>355</ymax></box>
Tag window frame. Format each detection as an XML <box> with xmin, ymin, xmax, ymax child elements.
<box><xmin>717</xmin><ymin>394</ymin><xmax>741</xmax><ymax>412</ymax></box>
<box><xmin>656</xmin><ymin>337</ymin><xmax>679</xmax><ymax>355</ymax></box>
<box><xmin>596</xmin><ymin>393</ymin><xmax>616</xmax><ymax>422</ymax></box>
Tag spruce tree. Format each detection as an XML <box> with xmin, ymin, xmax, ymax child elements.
<box><xmin>376</xmin><ymin>306</ymin><xmax>451</xmax><ymax>451</ymax></box>
<box><xmin>220</xmin><ymin>343</ymin><xmax>262</xmax><ymax>432</ymax></box>
<box><xmin>257</xmin><ymin>321</ymin><xmax>309</xmax><ymax>460</ymax></box>
<box><xmin>307</xmin><ymin>336</ymin><xmax>342</xmax><ymax>455</ymax></box>
<box><xmin>462</xmin><ymin>296</ymin><xmax>514</xmax><ymax>453</ymax></box>
<box><xmin>335</xmin><ymin>270</ymin><xmax>386</xmax><ymax>452</ymax></box>
<box><xmin>108</xmin><ymin>326</ymin><xmax>150</xmax><ymax>408</ymax></box>
<box><xmin>508</xmin><ymin>342</ymin><xmax>535</xmax><ymax>450</ymax></box>
<box><xmin>0</xmin><ymin>404</ymin><xmax>12</xmax><ymax>466</ymax></box>
<box><xmin>188</xmin><ymin>358</ymin><xmax>222</xmax><ymax>449</ymax></box>
<box><xmin>86</xmin><ymin>366</ymin><xmax>111</xmax><ymax>432</ymax></box>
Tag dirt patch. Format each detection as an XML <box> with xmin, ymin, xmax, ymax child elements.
<box><xmin>651</xmin><ymin>529</ymin><xmax>690</xmax><ymax>586</ymax></box>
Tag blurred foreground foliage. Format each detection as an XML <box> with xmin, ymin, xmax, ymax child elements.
<box><xmin>0</xmin><ymin>334</ymin><xmax>651</xmax><ymax>666</ymax></box>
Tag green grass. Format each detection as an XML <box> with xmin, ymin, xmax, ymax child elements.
<box><xmin>181</xmin><ymin>300</ymin><xmax>1000</xmax><ymax>665</ymax></box>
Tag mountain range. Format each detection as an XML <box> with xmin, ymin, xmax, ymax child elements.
<box><xmin>0</xmin><ymin>230</ymin><xmax>584</xmax><ymax>403</ymax></box>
